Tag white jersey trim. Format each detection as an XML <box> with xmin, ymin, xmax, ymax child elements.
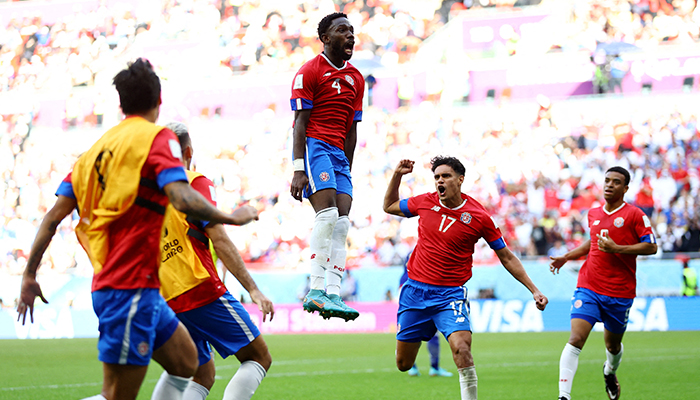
<box><xmin>439</xmin><ymin>198</ymin><xmax>467</xmax><ymax>210</ymax></box>
<box><xmin>320</xmin><ymin>53</ymin><xmax>347</xmax><ymax>71</ymax></box>
<box><xmin>602</xmin><ymin>202</ymin><xmax>626</xmax><ymax>216</ymax></box>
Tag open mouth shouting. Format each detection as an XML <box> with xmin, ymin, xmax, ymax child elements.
<box><xmin>344</xmin><ymin>40</ymin><xmax>354</xmax><ymax>56</ymax></box>
<box><xmin>437</xmin><ymin>185</ymin><xmax>447</xmax><ymax>196</ymax></box>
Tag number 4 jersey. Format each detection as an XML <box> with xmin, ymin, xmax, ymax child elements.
<box><xmin>290</xmin><ymin>53</ymin><xmax>364</xmax><ymax>150</ymax></box>
<box><xmin>399</xmin><ymin>192</ymin><xmax>506</xmax><ymax>287</ymax></box>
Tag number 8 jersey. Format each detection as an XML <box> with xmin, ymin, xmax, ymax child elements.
<box><xmin>290</xmin><ymin>53</ymin><xmax>365</xmax><ymax>150</ymax></box>
<box><xmin>399</xmin><ymin>192</ymin><xmax>506</xmax><ymax>286</ymax></box>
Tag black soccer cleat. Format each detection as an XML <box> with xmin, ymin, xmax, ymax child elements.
<box><xmin>558</xmin><ymin>396</ymin><xmax>570</xmax><ymax>400</ymax></box>
<box><xmin>603</xmin><ymin>365</ymin><xmax>621</xmax><ymax>400</ymax></box>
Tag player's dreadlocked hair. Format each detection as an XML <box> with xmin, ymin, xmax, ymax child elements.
<box><xmin>112</xmin><ymin>58</ymin><xmax>161</xmax><ymax>115</ymax></box>
<box><xmin>318</xmin><ymin>12</ymin><xmax>348</xmax><ymax>40</ymax></box>
<box><xmin>431</xmin><ymin>156</ymin><xmax>466</xmax><ymax>176</ymax></box>
<box><xmin>606</xmin><ymin>166</ymin><xmax>631</xmax><ymax>185</ymax></box>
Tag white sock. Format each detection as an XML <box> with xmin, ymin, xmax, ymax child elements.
<box><xmin>559</xmin><ymin>343</ymin><xmax>581</xmax><ymax>399</ymax></box>
<box><xmin>80</xmin><ymin>396</ymin><xmax>107</xmax><ymax>400</ymax></box>
<box><xmin>604</xmin><ymin>343</ymin><xmax>624</xmax><ymax>375</ymax></box>
<box><xmin>326</xmin><ymin>216</ymin><xmax>349</xmax><ymax>296</ymax></box>
<box><xmin>223</xmin><ymin>361</ymin><xmax>267</xmax><ymax>400</ymax></box>
<box><xmin>458</xmin><ymin>366</ymin><xmax>478</xmax><ymax>400</ymax></box>
<box><xmin>151</xmin><ymin>371</ymin><xmax>192</xmax><ymax>400</ymax></box>
<box><xmin>308</xmin><ymin>207</ymin><xmax>338</xmax><ymax>290</ymax></box>
<box><xmin>183</xmin><ymin>380</ymin><xmax>210</xmax><ymax>400</ymax></box>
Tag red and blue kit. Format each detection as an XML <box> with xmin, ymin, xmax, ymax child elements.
<box><xmin>399</xmin><ymin>192</ymin><xmax>506</xmax><ymax>287</ymax></box>
<box><xmin>577</xmin><ymin>203</ymin><xmax>655</xmax><ymax>299</ymax></box>
<box><xmin>290</xmin><ymin>53</ymin><xmax>364</xmax><ymax>150</ymax></box>
<box><xmin>56</xmin><ymin>128</ymin><xmax>187</xmax><ymax>292</ymax></box>
<box><xmin>166</xmin><ymin>175</ymin><xmax>227</xmax><ymax>314</ymax></box>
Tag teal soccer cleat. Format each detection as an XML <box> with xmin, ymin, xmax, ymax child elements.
<box><xmin>429</xmin><ymin>367</ymin><xmax>453</xmax><ymax>377</ymax></box>
<box><xmin>407</xmin><ymin>365</ymin><xmax>420</xmax><ymax>376</ymax></box>
<box><xmin>327</xmin><ymin>293</ymin><xmax>360</xmax><ymax>321</ymax></box>
<box><xmin>303</xmin><ymin>289</ymin><xmax>344</xmax><ymax>320</ymax></box>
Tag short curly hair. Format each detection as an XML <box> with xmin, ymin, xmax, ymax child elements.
<box><xmin>112</xmin><ymin>58</ymin><xmax>161</xmax><ymax>115</ymax></box>
<box><xmin>431</xmin><ymin>156</ymin><xmax>466</xmax><ymax>176</ymax></box>
<box><xmin>317</xmin><ymin>12</ymin><xmax>348</xmax><ymax>41</ymax></box>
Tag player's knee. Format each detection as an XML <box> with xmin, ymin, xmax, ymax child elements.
<box><xmin>312</xmin><ymin>207</ymin><xmax>339</xmax><ymax>240</ymax></box>
<box><xmin>396</xmin><ymin>358</ymin><xmax>413</xmax><ymax>372</ymax></box>
<box><xmin>332</xmin><ymin>215</ymin><xmax>350</xmax><ymax>241</ymax></box>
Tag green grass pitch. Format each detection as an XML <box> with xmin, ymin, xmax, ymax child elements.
<box><xmin>1</xmin><ymin>331</ymin><xmax>698</xmax><ymax>399</ymax></box>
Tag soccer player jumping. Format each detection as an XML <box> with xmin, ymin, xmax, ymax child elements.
<box><xmin>384</xmin><ymin>157</ymin><xmax>548</xmax><ymax>400</ymax></box>
<box><xmin>550</xmin><ymin>166</ymin><xmax>657</xmax><ymax>400</ymax></box>
<box><xmin>290</xmin><ymin>12</ymin><xmax>365</xmax><ymax>321</ymax></box>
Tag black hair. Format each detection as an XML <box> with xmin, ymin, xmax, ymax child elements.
<box><xmin>606</xmin><ymin>166</ymin><xmax>630</xmax><ymax>186</ymax></box>
<box><xmin>430</xmin><ymin>156</ymin><xmax>466</xmax><ymax>176</ymax></box>
<box><xmin>112</xmin><ymin>58</ymin><xmax>161</xmax><ymax>115</ymax></box>
<box><xmin>318</xmin><ymin>12</ymin><xmax>347</xmax><ymax>41</ymax></box>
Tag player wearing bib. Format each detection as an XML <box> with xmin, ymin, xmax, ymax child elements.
<box><xmin>290</xmin><ymin>12</ymin><xmax>365</xmax><ymax>321</ymax></box>
<box><xmin>153</xmin><ymin>122</ymin><xmax>274</xmax><ymax>400</ymax></box>
<box><xmin>384</xmin><ymin>156</ymin><xmax>548</xmax><ymax>400</ymax></box>
<box><xmin>17</xmin><ymin>59</ymin><xmax>252</xmax><ymax>400</ymax></box>
<box><xmin>550</xmin><ymin>166</ymin><xmax>657</xmax><ymax>400</ymax></box>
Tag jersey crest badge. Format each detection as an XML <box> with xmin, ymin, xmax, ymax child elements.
<box><xmin>319</xmin><ymin>171</ymin><xmax>330</xmax><ymax>182</ymax></box>
<box><xmin>614</xmin><ymin>217</ymin><xmax>624</xmax><ymax>228</ymax></box>
<box><xmin>431</xmin><ymin>206</ymin><xmax>441</xmax><ymax>212</ymax></box>
<box><xmin>461</xmin><ymin>212</ymin><xmax>472</xmax><ymax>224</ymax></box>
<box><xmin>593</xmin><ymin>220</ymin><xmax>600</xmax><ymax>226</ymax></box>
<box><xmin>345</xmin><ymin>75</ymin><xmax>355</xmax><ymax>85</ymax></box>
<box><xmin>137</xmin><ymin>341</ymin><xmax>150</xmax><ymax>356</ymax></box>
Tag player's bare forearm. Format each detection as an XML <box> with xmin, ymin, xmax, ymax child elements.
<box><xmin>383</xmin><ymin>172</ymin><xmax>404</xmax><ymax>216</ymax></box>
<box><xmin>206</xmin><ymin>224</ymin><xmax>260</xmax><ymax>294</ymax></box>
<box><xmin>565</xmin><ymin>239</ymin><xmax>591</xmax><ymax>261</ymax></box>
<box><xmin>610</xmin><ymin>241</ymin><xmax>657</xmax><ymax>255</ymax></box>
<box><xmin>496</xmin><ymin>247</ymin><xmax>538</xmax><ymax>293</ymax></box>
<box><xmin>344</xmin><ymin>122</ymin><xmax>358</xmax><ymax>169</ymax></box>
<box><xmin>496</xmin><ymin>246</ymin><xmax>548</xmax><ymax>310</ymax></box>
<box><xmin>292</xmin><ymin>110</ymin><xmax>311</xmax><ymax>164</ymax></box>
<box><xmin>25</xmin><ymin>196</ymin><xmax>76</xmax><ymax>277</ymax></box>
<box><xmin>165</xmin><ymin>181</ymin><xmax>236</xmax><ymax>225</ymax></box>
<box><xmin>384</xmin><ymin>160</ymin><xmax>414</xmax><ymax>216</ymax></box>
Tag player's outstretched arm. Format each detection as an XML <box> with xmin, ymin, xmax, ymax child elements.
<box><xmin>229</xmin><ymin>205</ymin><xmax>260</xmax><ymax>226</ymax></box>
<box><xmin>165</xmin><ymin>181</ymin><xmax>245</xmax><ymax>226</ymax></box>
<box><xmin>596</xmin><ymin>234</ymin><xmax>657</xmax><ymax>255</ymax></box>
<box><xmin>549</xmin><ymin>239</ymin><xmax>591</xmax><ymax>274</ymax></box>
<box><xmin>17</xmin><ymin>195</ymin><xmax>76</xmax><ymax>324</ymax></box>
<box><xmin>205</xmin><ymin>223</ymin><xmax>275</xmax><ymax>322</ymax></box>
<box><xmin>494</xmin><ymin>246</ymin><xmax>548</xmax><ymax>311</ymax></box>
<box><xmin>344</xmin><ymin>121</ymin><xmax>358</xmax><ymax>170</ymax></box>
<box><xmin>383</xmin><ymin>159</ymin><xmax>415</xmax><ymax>217</ymax></box>
<box><xmin>290</xmin><ymin>110</ymin><xmax>311</xmax><ymax>202</ymax></box>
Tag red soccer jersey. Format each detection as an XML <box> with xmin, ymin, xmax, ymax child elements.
<box><xmin>167</xmin><ymin>175</ymin><xmax>228</xmax><ymax>313</ymax></box>
<box><xmin>290</xmin><ymin>53</ymin><xmax>365</xmax><ymax>150</ymax></box>
<box><xmin>577</xmin><ymin>203</ymin><xmax>655</xmax><ymax>298</ymax></box>
<box><xmin>56</xmin><ymin>129</ymin><xmax>187</xmax><ymax>292</ymax></box>
<box><xmin>400</xmin><ymin>192</ymin><xmax>506</xmax><ymax>286</ymax></box>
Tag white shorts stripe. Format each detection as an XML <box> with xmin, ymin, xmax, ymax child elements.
<box><xmin>305</xmin><ymin>142</ymin><xmax>316</xmax><ymax>193</ymax></box>
<box><xmin>220</xmin><ymin>296</ymin><xmax>255</xmax><ymax>342</ymax></box>
<box><xmin>119</xmin><ymin>288</ymin><xmax>143</xmax><ymax>364</ymax></box>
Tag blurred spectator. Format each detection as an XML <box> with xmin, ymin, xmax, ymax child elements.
<box><xmin>681</xmin><ymin>257</ymin><xmax>698</xmax><ymax>296</ymax></box>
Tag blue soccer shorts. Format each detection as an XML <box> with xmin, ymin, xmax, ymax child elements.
<box><xmin>298</xmin><ymin>137</ymin><xmax>352</xmax><ymax>199</ymax></box>
<box><xmin>570</xmin><ymin>287</ymin><xmax>633</xmax><ymax>334</ymax></box>
<box><xmin>92</xmin><ymin>288</ymin><xmax>179</xmax><ymax>366</ymax></box>
<box><xmin>396</xmin><ymin>279</ymin><xmax>471</xmax><ymax>342</ymax></box>
<box><xmin>175</xmin><ymin>291</ymin><xmax>261</xmax><ymax>366</ymax></box>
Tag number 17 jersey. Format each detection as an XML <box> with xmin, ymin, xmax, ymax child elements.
<box><xmin>399</xmin><ymin>192</ymin><xmax>506</xmax><ymax>286</ymax></box>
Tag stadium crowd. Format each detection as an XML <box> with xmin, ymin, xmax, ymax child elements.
<box><xmin>2</xmin><ymin>0</ymin><xmax>700</xmax><ymax>277</ymax></box>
